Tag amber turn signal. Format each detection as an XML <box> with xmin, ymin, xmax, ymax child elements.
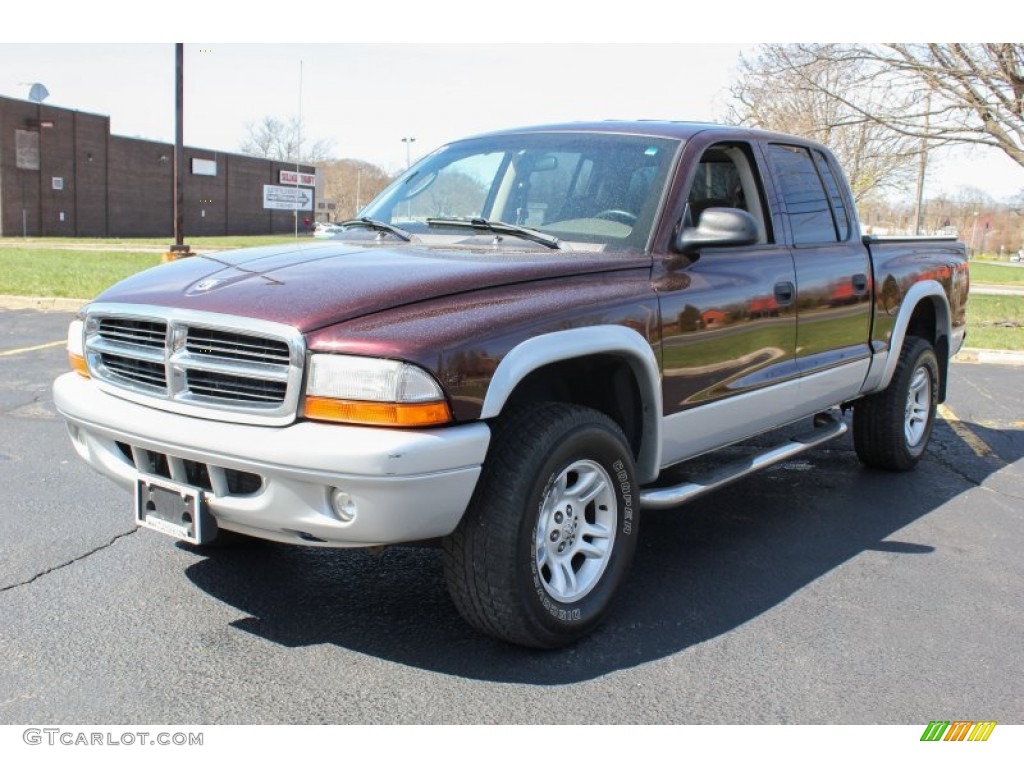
<box><xmin>304</xmin><ymin>396</ymin><xmax>452</xmax><ymax>427</ymax></box>
<box><xmin>69</xmin><ymin>352</ymin><xmax>90</xmax><ymax>378</ymax></box>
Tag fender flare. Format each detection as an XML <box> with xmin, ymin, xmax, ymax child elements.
<box><xmin>864</xmin><ymin>280</ymin><xmax>952</xmax><ymax>395</ymax></box>
<box><xmin>479</xmin><ymin>326</ymin><xmax>663</xmax><ymax>484</ymax></box>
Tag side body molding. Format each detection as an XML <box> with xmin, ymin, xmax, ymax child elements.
<box><xmin>479</xmin><ymin>326</ymin><xmax>663</xmax><ymax>484</ymax></box>
<box><xmin>861</xmin><ymin>280</ymin><xmax>952</xmax><ymax>395</ymax></box>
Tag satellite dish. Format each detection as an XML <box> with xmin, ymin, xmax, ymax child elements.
<box><xmin>27</xmin><ymin>83</ymin><xmax>49</xmax><ymax>103</ymax></box>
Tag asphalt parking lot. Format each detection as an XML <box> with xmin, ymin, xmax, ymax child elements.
<box><xmin>1</xmin><ymin>306</ymin><xmax>1021</xmax><ymax>724</ymax></box>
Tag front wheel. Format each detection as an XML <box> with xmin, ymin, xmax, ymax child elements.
<box><xmin>442</xmin><ymin>403</ymin><xmax>639</xmax><ymax>648</ymax></box>
<box><xmin>853</xmin><ymin>337</ymin><xmax>939</xmax><ymax>471</ymax></box>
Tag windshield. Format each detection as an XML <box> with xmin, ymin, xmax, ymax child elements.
<box><xmin>360</xmin><ymin>132</ymin><xmax>679</xmax><ymax>253</ymax></box>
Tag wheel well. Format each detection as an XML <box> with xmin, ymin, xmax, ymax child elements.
<box><xmin>904</xmin><ymin>297</ymin><xmax>950</xmax><ymax>402</ymax></box>
<box><xmin>500</xmin><ymin>355</ymin><xmax>644</xmax><ymax>460</ymax></box>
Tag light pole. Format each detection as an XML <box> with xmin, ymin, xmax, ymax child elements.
<box><xmin>970</xmin><ymin>211</ymin><xmax>980</xmax><ymax>259</ymax></box>
<box><xmin>401</xmin><ymin>137</ymin><xmax>416</xmax><ymax>169</ymax></box>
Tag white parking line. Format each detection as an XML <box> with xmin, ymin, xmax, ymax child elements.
<box><xmin>0</xmin><ymin>340</ymin><xmax>65</xmax><ymax>357</ymax></box>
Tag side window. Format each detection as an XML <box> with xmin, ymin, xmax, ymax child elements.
<box><xmin>686</xmin><ymin>143</ymin><xmax>771</xmax><ymax>243</ymax></box>
<box><xmin>813</xmin><ymin>151</ymin><xmax>851</xmax><ymax>241</ymax></box>
<box><xmin>767</xmin><ymin>144</ymin><xmax>838</xmax><ymax>245</ymax></box>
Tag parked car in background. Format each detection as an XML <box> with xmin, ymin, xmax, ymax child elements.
<box><xmin>313</xmin><ymin>222</ymin><xmax>344</xmax><ymax>238</ymax></box>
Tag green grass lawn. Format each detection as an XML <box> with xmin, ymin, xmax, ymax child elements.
<box><xmin>0</xmin><ymin>249</ymin><xmax>163</xmax><ymax>299</ymax></box>
<box><xmin>0</xmin><ymin>236</ymin><xmax>309</xmax><ymax>299</ymax></box>
<box><xmin>966</xmin><ymin>294</ymin><xmax>1023</xmax><ymax>351</ymax></box>
<box><xmin>969</xmin><ymin>262</ymin><xmax>1024</xmax><ymax>285</ymax></box>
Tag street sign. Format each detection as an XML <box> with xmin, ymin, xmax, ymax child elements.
<box><xmin>263</xmin><ymin>185</ymin><xmax>313</xmax><ymax>211</ymax></box>
<box><xmin>280</xmin><ymin>170</ymin><xmax>316</xmax><ymax>186</ymax></box>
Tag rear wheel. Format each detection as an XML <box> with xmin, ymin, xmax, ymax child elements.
<box><xmin>853</xmin><ymin>337</ymin><xmax>939</xmax><ymax>471</ymax></box>
<box><xmin>443</xmin><ymin>403</ymin><xmax>639</xmax><ymax>648</ymax></box>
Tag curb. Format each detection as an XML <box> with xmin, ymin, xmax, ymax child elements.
<box><xmin>0</xmin><ymin>294</ymin><xmax>89</xmax><ymax>312</ymax></box>
<box><xmin>954</xmin><ymin>348</ymin><xmax>1024</xmax><ymax>366</ymax></box>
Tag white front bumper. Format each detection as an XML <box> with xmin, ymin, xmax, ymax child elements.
<box><xmin>53</xmin><ymin>373</ymin><xmax>490</xmax><ymax>547</ymax></box>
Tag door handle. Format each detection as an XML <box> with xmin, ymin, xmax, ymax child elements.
<box><xmin>774</xmin><ymin>281</ymin><xmax>795</xmax><ymax>306</ymax></box>
<box><xmin>852</xmin><ymin>273</ymin><xmax>869</xmax><ymax>294</ymax></box>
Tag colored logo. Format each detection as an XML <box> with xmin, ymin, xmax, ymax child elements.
<box><xmin>921</xmin><ymin>721</ymin><xmax>996</xmax><ymax>741</ymax></box>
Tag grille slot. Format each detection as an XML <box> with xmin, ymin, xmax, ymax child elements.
<box><xmin>98</xmin><ymin>318</ymin><xmax>167</xmax><ymax>349</ymax></box>
<box><xmin>187</xmin><ymin>328</ymin><xmax>291</xmax><ymax>365</ymax></box>
<box><xmin>114</xmin><ymin>440</ymin><xmax>263</xmax><ymax>498</ymax></box>
<box><xmin>186</xmin><ymin>370</ymin><xmax>287</xmax><ymax>403</ymax></box>
<box><xmin>100</xmin><ymin>353</ymin><xmax>167</xmax><ymax>391</ymax></box>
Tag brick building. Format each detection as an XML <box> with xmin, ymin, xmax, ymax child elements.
<box><xmin>0</xmin><ymin>95</ymin><xmax>315</xmax><ymax>237</ymax></box>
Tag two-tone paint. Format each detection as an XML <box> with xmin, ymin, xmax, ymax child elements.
<box><xmin>60</xmin><ymin>121</ymin><xmax>968</xmax><ymax>544</ymax></box>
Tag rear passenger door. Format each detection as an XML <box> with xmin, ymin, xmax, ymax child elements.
<box><xmin>763</xmin><ymin>143</ymin><xmax>873</xmax><ymax>404</ymax></box>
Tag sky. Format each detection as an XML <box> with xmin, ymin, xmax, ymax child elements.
<box><xmin>2</xmin><ymin>8</ymin><xmax>1021</xmax><ymax>201</ymax></box>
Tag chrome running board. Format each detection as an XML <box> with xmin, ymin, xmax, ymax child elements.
<box><xmin>639</xmin><ymin>412</ymin><xmax>848</xmax><ymax>511</ymax></box>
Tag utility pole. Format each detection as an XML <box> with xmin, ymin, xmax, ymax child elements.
<box><xmin>166</xmin><ymin>43</ymin><xmax>191</xmax><ymax>261</ymax></box>
<box><xmin>911</xmin><ymin>93</ymin><xmax>931</xmax><ymax>236</ymax></box>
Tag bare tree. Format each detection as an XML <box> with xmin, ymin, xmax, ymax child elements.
<box><xmin>776</xmin><ymin>44</ymin><xmax>1024</xmax><ymax>169</ymax></box>
<box><xmin>240</xmin><ymin>116</ymin><xmax>335</xmax><ymax>163</ymax></box>
<box><xmin>726</xmin><ymin>45</ymin><xmax>923</xmax><ymax>201</ymax></box>
<box><xmin>317</xmin><ymin>159</ymin><xmax>393</xmax><ymax>220</ymax></box>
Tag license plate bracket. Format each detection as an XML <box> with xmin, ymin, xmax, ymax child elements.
<box><xmin>134</xmin><ymin>474</ymin><xmax>214</xmax><ymax>545</ymax></box>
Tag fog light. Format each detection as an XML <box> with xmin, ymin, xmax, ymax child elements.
<box><xmin>331</xmin><ymin>489</ymin><xmax>358</xmax><ymax>524</ymax></box>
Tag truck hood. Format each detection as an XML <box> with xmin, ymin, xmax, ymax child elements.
<box><xmin>94</xmin><ymin>240</ymin><xmax>648</xmax><ymax>332</ymax></box>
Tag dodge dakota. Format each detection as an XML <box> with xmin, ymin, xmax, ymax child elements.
<box><xmin>54</xmin><ymin>121</ymin><xmax>969</xmax><ymax>647</ymax></box>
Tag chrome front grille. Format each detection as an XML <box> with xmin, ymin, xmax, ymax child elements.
<box><xmin>83</xmin><ymin>304</ymin><xmax>305</xmax><ymax>425</ymax></box>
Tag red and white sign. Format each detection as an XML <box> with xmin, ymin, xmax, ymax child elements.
<box><xmin>279</xmin><ymin>170</ymin><xmax>316</xmax><ymax>186</ymax></box>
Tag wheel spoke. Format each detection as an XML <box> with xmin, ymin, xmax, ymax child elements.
<box><xmin>579</xmin><ymin>519</ymin><xmax>611</xmax><ymax>541</ymax></box>
<box><xmin>546</xmin><ymin>557</ymin><xmax>576</xmax><ymax>597</ymax></box>
<box><xmin>558</xmin><ymin>560</ymin><xmax>578</xmax><ymax>596</ymax></box>
<box><xmin>572</xmin><ymin>468</ymin><xmax>608</xmax><ymax>507</ymax></box>
<box><xmin>575</xmin><ymin>539</ymin><xmax>607</xmax><ymax>560</ymax></box>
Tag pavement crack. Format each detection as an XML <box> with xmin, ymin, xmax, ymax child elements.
<box><xmin>0</xmin><ymin>529</ymin><xmax>137</xmax><ymax>594</ymax></box>
<box><xmin>984</xmin><ymin>487</ymin><xmax>1024</xmax><ymax>503</ymax></box>
<box><xmin>929</xmin><ymin>453</ymin><xmax>984</xmax><ymax>488</ymax></box>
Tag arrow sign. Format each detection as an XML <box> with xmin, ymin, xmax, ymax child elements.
<box><xmin>263</xmin><ymin>185</ymin><xmax>313</xmax><ymax>211</ymax></box>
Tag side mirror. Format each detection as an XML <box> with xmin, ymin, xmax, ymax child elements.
<box><xmin>673</xmin><ymin>207</ymin><xmax>759</xmax><ymax>255</ymax></box>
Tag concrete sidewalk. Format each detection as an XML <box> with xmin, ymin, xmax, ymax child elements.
<box><xmin>972</xmin><ymin>283</ymin><xmax>1024</xmax><ymax>296</ymax></box>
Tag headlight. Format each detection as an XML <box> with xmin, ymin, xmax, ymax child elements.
<box><xmin>304</xmin><ymin>354</ymin><xmax>451</xmax><ymax>427</ymax></box>
<box><xmin>67</xmin><ymin>319</ymin><xmax>89</xmax><ymax>378</ymax></box>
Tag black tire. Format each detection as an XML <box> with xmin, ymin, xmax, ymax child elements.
<box><xmin>442</xmin><ymin>403</ymin><xmax>639</xmax><ymax>648</ymax></box>
<box><xmin>853</xmin><ymin>337</ymin><xmax>940</xmax><ymax>471</ymax></box>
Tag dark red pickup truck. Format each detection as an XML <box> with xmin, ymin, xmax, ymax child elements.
<box><xmin>54</xmin><ymin>121</ymin><xmax>969</xmax><ymax>647</ymax></box>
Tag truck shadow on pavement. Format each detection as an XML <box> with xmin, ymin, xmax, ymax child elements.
<box><xmin>183</xmin><ymin>419</ymin><xmax>1022</xmax><ymax>684</ymax></box>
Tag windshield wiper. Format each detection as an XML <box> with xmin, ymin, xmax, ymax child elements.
<box><xmin>339</xmin><ymin>217</ymin><xmax>413</xmax><ymax>242</ymax></box>
<box><xmin>426</xmin><ymin>217</ymin><xmax>562</xmax><ymax>250</ymax></box>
